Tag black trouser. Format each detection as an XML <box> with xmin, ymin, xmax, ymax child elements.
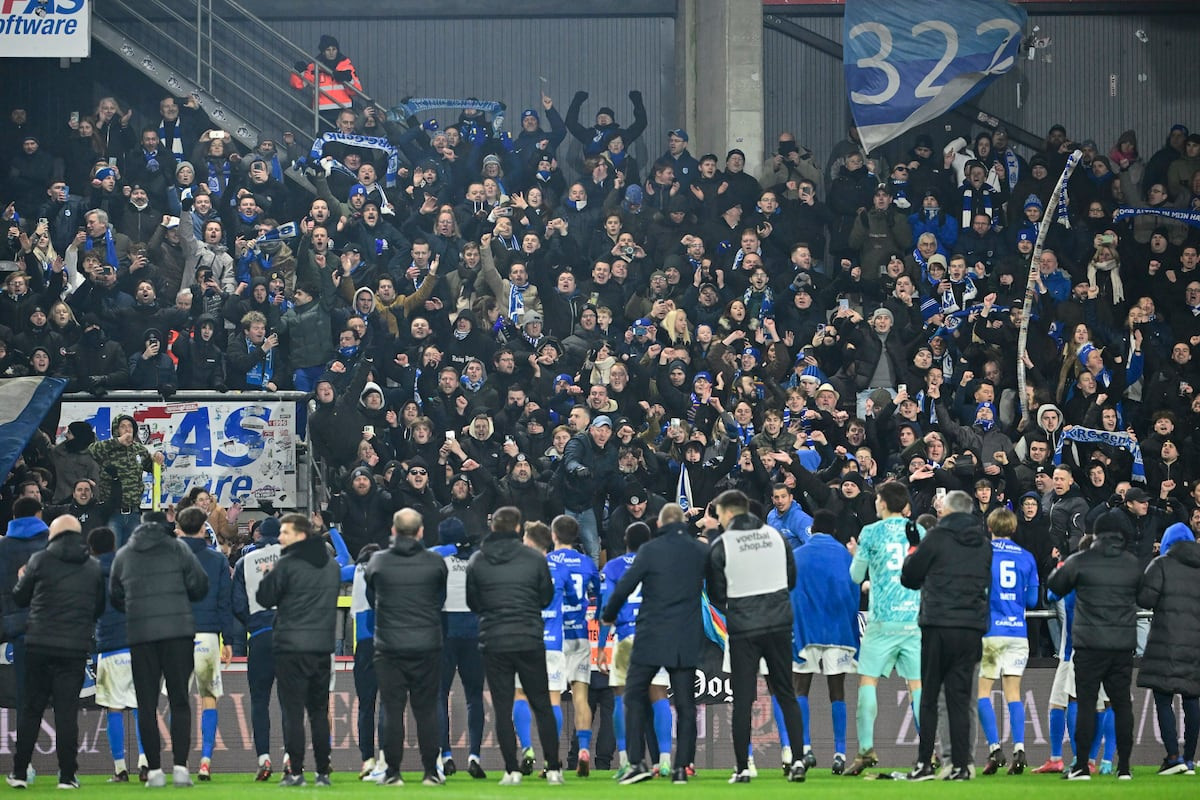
<box><xmin>569</xmin><ymin>685</ymin><xmax>615</xmax><ymax>768</ymax></box>
<box><xmin>625</xmin><ymin>662</ymin><xmax>697</xmax><ymax>768</ymax></box>
<box><xmin>1154</xmin><ymin>692</ymin><xmax>1200</xmax><ymax>762</ymax></box>
<box><xmin>439</xmin><ymin>636</ymin><xmax>485</xmax><ymax>757</ymax></box>
<box><xmin>376</xmin><ymin>649</ymin><xmax>441</xmax><ymax>775</ymax></box>
<box><xmin>131</xmin><ymin>636</ymin><xmax>195</xmax><ymax>771</ymax></box>
<box><xmin>1074</xmin><ymin>648</ymin><xmax>1133</xmax><ymax>771</ymax></box>
<box><xmin>730</xmin><ymin>630</ymin><xmax>805</xmax><ymax>772</ymax></box>
<box><xmin>12</xmin><ymin>647</ymin><xmax>86</xmax><ymax>781</ymax></box>
<box><xmin>483</xmin><ymin>648</ymin><xmax>561</xmax><ymax>773</ymax></box>
<box><xmin>918</xmin><ymin>627</ymin><xmax>981</xmax><ymax>769</ymax></box>
<box><xmin>247</xmin><ymin>629</ymin><xmax>283</xmax><ymax>759</ymax></box>
<box><xmin>354</xmin><ymin>638</ymin><xmax>387</xmax><ymax>761</ymax></box>
<box><xmin>276</xmin><ymin>652</ymin><xmax>332</xmax><ymax>776</ymax></box>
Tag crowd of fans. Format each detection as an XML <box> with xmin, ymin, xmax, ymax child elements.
<box><xmin>3</xmin><ymin>34</ymin><xmax>1200</xmax><ymax>656</ymax></box>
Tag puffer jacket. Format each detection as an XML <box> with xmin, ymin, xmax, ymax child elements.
<box><xmin>901</xmin><ymin>511</ymin><xmax>993</xmax><ymax>632</ymax></box>
<box><xmin>0</xmin><ymin>515</ymin><xmax>49</xmax><ymax>639</ymax></box>
<box><xmin>1136</xmin><ymin>526</ymin><xmax>1200</xmax><ymax>697</ymax></box>
<box><xmin>278</xmin><ymin>292</ymin><xmax>335</xmax><ymax>369</ymax></box>
<box><xmin>13</xmin><ymin>530</ymin><xmax>104</xmax><ymax>655</ymax></box>
<box><xmin>560</xmin><ymin>431</ymin><xmax>620</xmax><ymax>512</ymax></box>
<box><xmin>466</xmin><ymin>531</ymin><xmax>553</xmax><ymax>653</ymax></box>
<box><xmin>364</xmin><ymin>536</ymin><xmax>448</xmax><ymax>654</ymax></box>
<box><xmin>1046</xmin><ymin>527</ymin><xmax>1142</xmax><ymax>652</ymax></box>
<box><xmin>707</xmin><ymin>513</ymin><xmax>797</xmax><ymax>638</ymax></box>
<box><xmin>256</xmin><ymin>534</ymin><xmax>340</xmax><ymax>654</ymax></box>
<box><xmin>109</xmin><ymin>519</ymin><xmax>209</xmax><ymax>645</ymax></box>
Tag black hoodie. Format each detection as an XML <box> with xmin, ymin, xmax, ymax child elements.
<box><xmin>365</xmin><ymin>536</ymin><xmax>448</xmax><ymax>654</ymax></box>
<box><xmin>256</xmin><ymin>533</ymin><xmax>340</xmax><ymax>654</ymax></box>
<box><xmin>12</xmin><ymin>529</ymin><xmax>105</xmax><ymax>656</ymax></box>
<box><xmin>1046</xmin><ymin>523</ymin><xmax>1141</xmax><ymax>651</ymax></box>
<box><xmin>110</xmin><ymin>518</ymin><xmax>209</xmax><ymax>645</ymax></box>
<box><xmin>465</xmin><ymin>531</ymin><xmax>553</xmax><ymax>653</ymax></box>
<box><xmin>901</xmin><ymin>511</ymin><xmax>992</xmax><ymax>632</ymax></box>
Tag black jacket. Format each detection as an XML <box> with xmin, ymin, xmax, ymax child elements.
<box><xmin>365</xmin><ymin>536</ymin><xmax>448</xmax><ymax>654</ymax></box>
<box><xmin>256</xmin><ymin>534</ymin><xmax>340</xmax><ymax>654</ymax></box>
<box><xmin>601</xmin><ymin>521</ymin><xmax>709</xmax><ymax>668</ymax></box>
<box><xmin>1136</xmin><ymin>539</ymin><xmax>1200</xmax><ymax>697</ymax></box>
<box><xmin>1046</xmin><ymin>530</ymin><xmax>1142</xmax><ymax>652</ymax></box>
<box><xmin>706</xmin><ymin>513</ymin><xmax>796</xmax><ymax>639</ymax></box>
<box><xmin>13</xmin><ymin>530</ymin><xmax>104</xmax><ymax>656</ymax></box>
<box><xmin>465</xmin><ymin>531</ymin><xmax>552</xmax><ymax>653</ymax></box>
<box><xmin>901</xmin><ymin>511</ymin><xmax>993</xmax><ymax>632</ymax></box>
<box><xmin>109</xmin><ymin>519</ymin><xmax>209</xmax><ymax>645</ymax></box>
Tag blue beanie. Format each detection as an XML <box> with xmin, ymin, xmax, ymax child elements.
<box><xmin>1161</xmin><ymin>522</ymin><xmax>1195</xmax><ymax>556</ymax></box>
<box><xmin>1024</xmin><ymin>193</ymin><xmax>1044</xmax><ymax>211</ymax></box>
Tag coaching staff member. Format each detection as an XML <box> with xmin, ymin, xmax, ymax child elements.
<box><xmin>257</xmin><ymin>513</ymin><xmax>341</xmax><ymax>787</ymax></box>
<box><xmin>365</xmin><ymin>508</ymin><xmax>449</xmax><ymax>786</ymax></box>
<box><xmin>707</xmin><ymin>490</ymin><xmax>809</xmax><ymax>784</ymax></box>
<box><xmin>900</xmin><ymin>490</ymin><xmax>992</xmax><ymax>781</ymax></box>
<box><xmin>466</xmin><ymin>506</ymin><xmax>562</xmax><ymax>786</ymax></box>
<box><xmin>602</xmin><ymin>502</ymin><xmax>708</xmax><ymax>785</ymax></box>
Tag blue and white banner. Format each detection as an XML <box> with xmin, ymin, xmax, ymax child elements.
<box><xmin>0</xmin><ymin>0</ymin><xmax>90</xmax><ymax>58</ymax></box>
<box><xmin>56</xmin><ymin>399</ymin><xmax>298</xmax><ymax>508</ymax></box>
<box><xmin>844</xmin><ymin>0</ymin><xmax>1027</xmax><ymax>153</ymax></box>
<box><xmin>0</xmin><ymin>376</ymin><xmax>67</xmax><ymax>478</ymax></box>
<box><xmin>1113</xmin><ymin>206</ymin><xmax>1200</xmax><ymax>229</ymax></box>
<box><xmin>1055</xmin><ymin>426</ymin><xmax>1145</xmax><ymax>484</ymax></box>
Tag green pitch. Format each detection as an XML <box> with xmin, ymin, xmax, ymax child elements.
<box><xmin>47</xmin><ymin>768</ymin><xmax>1200</xmax><ymax>796</ymax></box>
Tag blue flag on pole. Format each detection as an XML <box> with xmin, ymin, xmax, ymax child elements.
<box><xmin>844</xmin><ymin>0</ymin><xmax>1027</xmax><ymax>153</ymax></box>
<box><xmin>0</xmin><ymin>376</ymin><xmax>67</xmax><ymax>479</ymax></box>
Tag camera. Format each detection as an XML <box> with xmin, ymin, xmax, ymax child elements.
<box><xmin>632</xmin><ymin>325</ymin><xmax>648</xmax><ymax>336</ymax></box>
<box><xmin>622</xmin><ymin>246</ymin><xmax>635</xmax><ymax>257</ymax></box>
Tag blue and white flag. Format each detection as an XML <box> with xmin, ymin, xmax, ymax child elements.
<box><xmin>256</xmin><ymin>221</ymin><xmax>298</xmax><ymax>243</ymax></box>
<box><xmin>0</xmin><ymin>376</ymin><xmax>67</xmax><ymax>478</ymax></box>
<box><xmin>1113</xmin><ymin>206</ymin><xmax>1200</xmax><ymax>229</ymax></box>
<box><xmin>844</xmin><ymin>0</ymin><xmax>1027</xmax><ymax>153</ymax></box>
<box><xmin>1055</xmin><ymin>426</ymin><xmax>1145</xmax><ymax>484</ymax></box>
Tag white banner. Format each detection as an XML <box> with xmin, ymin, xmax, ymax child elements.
<box><xmin>56</xmin><ymin>399</ymin><xmax>297</xmax><ymax>509</ymax></box>
<box><xmin>1</xmin><ymin>0</ymin><xmax>91</xmax><ymax>58</ymax></box>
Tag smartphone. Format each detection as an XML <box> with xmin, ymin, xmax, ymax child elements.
<box><xmin>363</xmin><ymin>425</ymin><xmax>374</xmax><ymax>437</ymax></box>
<box><xmin>898</xmin><ymin>384</ymin><xmax>907</xmax><ymax>395</ymax></box>
<box><xmin>69</xmin><ymin>111</ymin><xmax>79</xmax><ymax>125</ymax></box>
<box><xmin>839</xmin><ymin>298</ymin><xmax>850</xmax><ymax>312</ymax></box>
<box><xmin>445</xmin><ymin>431</ymin><xmax>455</xmax><ymax>441</ymax></box>
<box><xmin>936</xmin><ymin>487</ymin><xmax>947</xmax><ymax>499</ymax></box>
<box><xmin>670</xmin><ymin>418</ymin><xmax>682</xmax><ymax>428</ymax></box>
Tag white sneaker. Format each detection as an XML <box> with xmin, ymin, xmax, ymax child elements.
<box><xmin>172</xmin><ymin>765</ymin><xmax>193</xmax><ymax>788</ymax></box>
<box><xmin>499</xmin><ymin>771</ymin><xmax>522</xmax><ymax>786</ymax></box>
<box><xmin>359</xmin><ymin>758</ymin><xmax>376</xmax><ymax>780</ymax></box>
<box><xmin>545</xmin><ymin>770</ymin><xmax>564</xmax><ymax>785</ymax></box>
<box><xmin>368</xmin><ymin>757</ymin><xmax>388</xmax><ymax>784</ymax></box>
<box><xmin>746</xmin><ymin>757</ymin><xmax>758</xmax><ymax>778</ymax></box>
<box><xmin>145</xmin><ymin>768</ymin><xmax>166</xmax><ymax>788</ymax></box>
<box><xmin>781</xmin><ymin>746</ymin><xmax>793</xmax><ymax>769</ymax></box>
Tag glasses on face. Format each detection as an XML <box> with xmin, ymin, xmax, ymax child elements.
<box><xmin>893</xmin><ymin>166</ymin><xmax>909</xmax><ymax>173</ymax></box>
<box><xmin>408</xmin><ymin>469</ymin><xmax>427</xmax><ymax>476</ymax></box>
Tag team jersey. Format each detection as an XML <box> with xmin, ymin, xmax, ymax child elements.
<box><xmin>850</xmin><ymin>516</ymin><xmax>924</xmax><ymax>632</ymax></box>
<box><xmin>541</xmin><ymin>556</ymin><xmax>568</xmax><ymax>652</ymax></box>
<box><xmin>350</xmin><ymin>563</ymin><xmax>375</xmax><ymax>642</ymax></box>
<box><xmin>986</xmin><ymin>538</ymin><xmax>1040</xmax><ymax>638</ymax></box>
<box><xmin>600</xmin><ymin>552</ymin><xmax>640</xmax><ymax>640</ymax></box>
<box><xmin>549</xmin><ymin>547</ymin><xmax>600</xmax><ymax>641</ymax></box>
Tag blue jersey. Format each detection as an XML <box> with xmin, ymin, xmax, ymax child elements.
<box><xmin>548</xmin><ymin>547</ymin><xmax>600</xmax><ymax>641</ymax></box>
<box><xmin>600</xmin><ymin>553</ymin><xmax>640</xmax><ymax>640</ymax></box>
<box><xmin>986</xmin><ymin>538</ymin><xmax>1040</xmax><ymax>638</ymax></box>
<box><xmin>541</xmin><ymin>556</ymin><xmax>567</xmax><ymax>652</ymax></box>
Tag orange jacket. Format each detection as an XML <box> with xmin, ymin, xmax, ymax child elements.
<box><xmin>289</xmin><ymin>55</ymin><xmax>362</xmax><ymax>111</ymax></box>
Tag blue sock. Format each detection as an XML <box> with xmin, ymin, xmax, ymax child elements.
<box><xmin>107</xmin><ymin>710</ymin><xmax>125</xmax><ymax>761</ymax></box>
<box><xmin>1049</xmin><ymin>707</ymin><xmax>1066</xmax><ymax>759</ymax></box>
<box><xmin>911</xmin><ymin>688</ymin><xmax>922</xmax><ymax>730</ymax></box>
<box><xmin>552</xmin><ymin>705</ymin><xmax>563</xmax><ymax>739</ymax></box>
<box><xmin>978</xmin><ymin>697</ymin><xmax>1000</xmax><ymax>748</ymax></box>
<box><xmin>1066</xmin><ymin>701</ymin><xmax>1078</xmax><ymax>760</ymax></box>
<box><xmin>856</xmin><ymin>684</ymin><xmax>878</xmax><ymax>751</ymax></box>
<box><xmin>1008</xmin><ymin>700</ymin><xmax>1026</xmax><ymax>747</ymax></box>
<box><xmin>442</xmin><ymin>749</ymin><xmax>452</xmax><ymax>759</ymax></box>
<box><xmin>578</xmin><ymin>729</ymin><xmax>592</xmax><ymax>753</ymax></box>
<box><xmin>1102</xmin><ymin>708</ymin><xmax>1116</xmax><ymax>760</ymax></box>
<box><xmin>613</xmin><ymin>695</ymin><xmax>626</xmax><ymax>751</ymax></box>
<box><xmin>796</xmin><ymin>696</ymin><xmax>810</xmax><ymax>747</ymax></box>
<box><xmin>201</xmin><ymin>709</ymin><xmax>217</xmax><ymax>760</ymax></box>
<box><xmin>652</xmin><ymin>699</ymin><xmax>673</xmax><ymax>758</ymax></box>
<box><xmin>772</xmin><ymin>696</ymin><xmax>791</xmax><ymax>748</ymax></box>
<box><xmin>1088</xmin><ymin>711</ymin><xmax>1104</xmax><ymax>760</ymax></box>
<box><xmin>831</xmin><ymin>700</ymin><xmax>847</xmax><ymax>755</ymax></box>
<box><xmin>132</xmin><ymin>708</ymin><xmax>144</xmax><ymax>756</ymax></box>
<box><xmin>513</xmin><ymin>699</ymin><xmax>532</xmax><ymax>750</ymax></box>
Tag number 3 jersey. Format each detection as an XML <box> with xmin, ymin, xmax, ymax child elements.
<box><xmin>986</xmin><ymin>538</ymin><xmax>1039</xmax><ymax>638</ymax></box>
<box><xmin>850</xmin><ymin>516</ymin><xmax>924</xmax><ymax>633</ymax></box>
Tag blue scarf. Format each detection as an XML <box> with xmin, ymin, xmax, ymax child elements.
<box><xmin>461</xmin><ymin>375</ymin><xmax>484</xmax><ymax>393</ymax></box>
<box><xmin>158</xmin><ymin>119</ymin><xmax>183</xmax><ymax>156</ymax></box>
<box><xmin>206</xmin><ymin>158</ymin><xmax>231</xmax><ymax>196</ymax></box>
<box><xmin>309</xmin><ymin>132</ymin><xmax>401</xmax><ymax>187</ymax></box>
<box><xmin>676</xmin><ymin>463</ymin><xmax>694</xmax><ymax>511</ymax></box>
<box><xmin>960</xmin><ymin>182</ymin><xmax>996</xmax><ymax>230</ymax></box>
<box><xmin>142</xmin><ymin>148</ymin><xmax>161</xmax><ymax>173</ymax></box>
<box><xmin>244</xmin><ymin>340</ymin><xmax>275</xmax><ymax>388</ymax></box>
<box><xmin>1055</xmin><ymin>427</ymin><xmax>1144</xmax><ymax>483</ymax></box>
<box><xmin>735</xmin><ymin>422</ymin><xmax>755</xmax><ymax>447</ymax></box>
<box><xmin>84</xmin><ymin>228</ymin><xmax>119</xmax><ymax>268</ymax></box>
<box><xmin>508</xmin><ymin>282</ymin><xmax>527</xmax><ymax>318</ymax></box>
<box><xmin>1002</xmin><ymin>147</ymin><xmax>1020</xmax><ymax>190</ymax></box>
<box><xmin>742</xmin><ymin>286</ymin><xmax>774</xmax><ymax>321</ymax></box>
<box><xmin>1113</xmin><ymin>206</ymin><xmax>1200</xmax><ymax>229</ymax></box>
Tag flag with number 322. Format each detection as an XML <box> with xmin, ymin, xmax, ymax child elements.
<box><xmin>844</xmin><ymin>0</ymin><xmax>1027</xmax><ymax>153</ymax></box>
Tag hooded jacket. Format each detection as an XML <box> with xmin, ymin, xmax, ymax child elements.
<box><xmin>901</xmin><ymin>511</ymin><xmax>993</xmax><ymax>632</ymax></box>
<box><xmin>0</xmin><ymin>514</ymin><xmax>49</xmax><ymax>639</ymax></box>
<box><xmin>328</xmin><ymin>467</ymin><xmax>393</xmax><ymax>560</ymax></box>
<box><xmin>707</xmin><ymin>513</ymin><xmax>797</xmax><ymax>638</ymax></box>
<box><xmin>1046</xmin><ymin>522</ymin><xmax>1142</xmax><ymax>652</ymax></box>
<box><xmin>256</xmin><ymin>533</ymin><xmax>340</xmax><ymax>654</ymax></box>
<box><xmin>13</xmin><ymin>529</ymin><xmax>104</xmax><ymax>656</ymax></box>
<box><xmin>1137</xmin><ymin>524</ymin><xmax>1200</xmax><ymax>696</ymax></box>
<box><xmin>465</xmin><ymin>530</ymin><xmax>553</xmax><ymax>653</ymax></box>
<box><xmin>88</xmin><ymin>414</ymin><xmax>155</xmax><ymax>508</ymax></box>
<box><xmin>181</xmin><ymin>535</ymin><xmax>235</xmax><ymax>641</ymax></box>
<box><xmin>109</xmin><ymin>518</ymin><xmax>209</xmax><ymax>645</ymax></box>
<box><xmin>365</xmin><ymin>535</ymin><xmax>448</xmax><ymax>654</ymax></box>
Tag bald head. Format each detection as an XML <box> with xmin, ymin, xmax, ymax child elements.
<box><xmin>48</xmin><ymin>515</ymin><xmax>82</xmax><ymax>540</ymax></box>
<box><xmin>392</xmin><ymin>508</ymin><xmax>424</xmax><ymax>540</ymax></box>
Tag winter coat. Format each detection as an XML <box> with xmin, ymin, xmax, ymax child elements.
<box><xmin>365</xmin><ymin>536</ymin><xmax>448</xmax><ymax>654</ymax></box>
<box><xmin>707</xmin><ymin>513</ymin><xmax>797</xmax><ymax>638</ymax></box>
<box><xmin>1137</xmin><ymin>534</ymin><xmax>1200</xmax><ymax>697</ymax></box>
<box><xmin>901</xmin><ymin>511</ymin><xmax>993</xmax><ymax>632</ymax></box>
<box><xmin>465</xmin><ymin>531</ymin><xmax>553</xmax><ymax>653</ymax></box>
<box><xmin>94</xmin><ymin>550</ymin><xmax>129</xmax><ymax>653</ymax></box>
<box><xmin>0</xmin><ymin>515</ymin><xmax>49</xmax><ymax>639</ymax></box>
<box><xmin>181</xmin><ymin>536</ymin><xmax>235</xmax><ymax>640</ymax></box>
<box><xmin>256</xmin><ymin>534</ymin><xmax>340</xmax><ymax>654</ymax></box>
<box><xmin>328</xmin><ymin>482</ymin><xmax>393</xmax><ymax>561</ymax></box>
<box><xmin>1046</xmin><ymin>529</ymin><xmax>1142</xmax><ymax>652</ymax></box>
<box><xmin>13</xmin><ymin>530</ymin><xmax>104</xmax><ymax>656</ymax></box>
<box><xmin>109</xmin><ymin>519</ymin><xmax>209</xmax><ymax>645</ymax></box>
